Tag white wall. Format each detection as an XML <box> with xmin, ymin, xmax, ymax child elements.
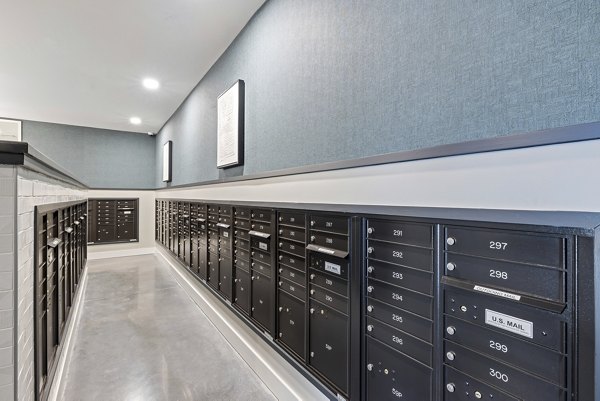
<box><xmin>156</xmin><ymin>139</ymin><xmax>600</xmax><ymax>212</ymax></box>
<box><xmin>86</xmin><ymin>190</ymin><xmax>155</xmax><ymax>259</ymax></box>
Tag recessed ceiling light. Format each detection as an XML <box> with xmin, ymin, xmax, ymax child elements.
<box><xmin>130</xmin><ymin>117</ymin><xmax>142</xmax><ymax>125</ymax></box>
<box><xmin>142</xmin><ymin>78</ymin><xmax>160</xmax><ymax>90</ymax></box>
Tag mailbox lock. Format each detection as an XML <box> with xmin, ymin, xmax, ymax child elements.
<box><xmin>446</xmin><ymin>326</ymin><xmax>456</xmax><ymax>336</ymax></box>
<box><xmin>446</xmin><ymin>383</ymin><xmax>456</xmax><ymax>393</ymax></box>
<box><xmin>367</xmin><ymin>363</ymin><xmax>373</xmax><ymax>371</ymax></box>
<box><xmin>310</xmin><ymin>289</ymin><xmax>315</xmax><ymax>295</ymax></box>
<box><xmin>367</xmin><ymin>305</ymin><xmax>374</xmax><ymax>312</ymax></box>
<box><xmin>367</xmin><ymin>325</ymin><xmax>373</xmax><ymax>332</ymax></box>
<box><xmin>279</xmin><ymin>255</ymin><xmax>283</xmax><ymax>260</ymax></box>
<box><xmin>278</xmin><ymin>307</ymin><xmax>283</xmax><ymax>312</ymax></box>
<box><xmin>367</xmin><ymin>265</ymin><xmax>374</xmax><ymax>273</ymax></box>
<box><xmin>310</xmin><ymin>274</ymin><xmax>315</xmax><ymax>280</ymax></box>
<box><xmin>367</xmin><ymin>286</ymin><xmax>374</xmax><ymax>293</ymax></box>
<box><xmin>279</xmin><ymin>268</ymin><xmax>283</xmax><ymax>273</ymax></box>
<box><xmin>279</xmin><ymin>216</ymin><xmax>283</xmax><ymax>222</ymax></box>
<box><xmin>446</xmin><ymin>351</ymin><xmax>456</xmax><ymax>361</ymax></box>
<box><xmin>279</xmin><ymin>242</ymin><xmax>283</xmax><ymax>247</ymax></box>
<box><xmin>367</xmin><ymin>247</ymin><xmax>374</xmax><ymax>254</ymax></box>
<box><xmin>279</xmin><ymin>333</ymin><xmax>282</xmax><ymax>338</ymax></box>
<box><xmin>460</xmin><ymin>305</ymin><xmax>468</xmax><ymax>312</ymax></box>
<box><xmin>279</xmin><ymin>229</ymin><xmax>283</xmax><ymax>235</ymax></box>
<box><xmin>446</xmin><ymin>237</ymin><xmax>456</xmax><ymax>246</ymax></box>
<box><xmin>278</xmin><ymin>281</ymin><xmax>282</xmax><ymax>286</ymax></box>
<box><xmin>367</xmin><ymin>227</ymin><xmax>374</xmax><ymax>234</ymax></box>
<box><xmin>474</xmin><ymin>391</ymin><xmax>482</xmax><ymax>399</ymax></box>
<box><xmin>310</xmin><ymin>220</ymin><xmax>315</xmax><ymax>227</ymax></box>
<box><xmin>446</xmin><ymin>262</ymin><xmax>456</xmax><ymax>271</ymax></box>
<box><xmin>310</xmin><ymin>235</ymin><xmax>316</xmax><ymax>242</ymax></box>
<box><xmin>310</xmin><ymin>308</ymin><xmax>315</xmax><ymax>314</ymax></box>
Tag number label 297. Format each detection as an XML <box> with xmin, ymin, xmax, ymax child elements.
<box><xmin>489</xmin><ymin>241</ymin><xmax>508</xmax><ymax>250</ymax></box>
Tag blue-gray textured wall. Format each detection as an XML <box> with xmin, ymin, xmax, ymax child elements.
<box><xmin>157</xmin><ymin>0</ymin><xmax>600</xmax><ymax>187</ymax></box>
<box><xmin>22</xmin><ymin>120</ymin><xmax>156</xmax><ymax>188</ymax></box>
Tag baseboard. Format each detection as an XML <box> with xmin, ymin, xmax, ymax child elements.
<box><xmin>156</xmin><ymin>246</ymin><xmax>330</xmax><ymax>401</ymax></box>
<box><xmin>87</xmin><ymin>246</ymin><xmax>155</xmax><ymax>260</ymax></box>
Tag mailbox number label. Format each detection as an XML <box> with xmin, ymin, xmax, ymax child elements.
<box><xmin>392</xmin><ymin>272</ymin><xmax>403</xmax><ymax>280</ymax></box>
<box><xmin>392</xmin><ymin>251</ymin><xmax>403</xmax><ymax>259</ymax></box>
<box><xmin>489</xmin><ymin>241</ymin><xmax>508</xmax><ymax>250</ymax></box>
<box><xmin>489</xmin><ymin>270</ymin><xmax>508</xmax><ymax>280</ymax></box>
<box><xmin>489</xmin><ymin>340</ymin><xmax>508</xmax><ymax>353</ymax></box>
<box><xmin>392</xmin><ymin>314</ymin><xmax>403</xmax><ymax>323</ymax></box>
<box><xmin>392</xmin><ymin>293</ymin><xmax>403</xmax><ymax>302</ymax></box>
<box><xmin>393</xmin><ymin>229</ymin><xmax>403</xmax><ymax>237</ymax></box>
<box><xmin>489</xmin><ymin>368</ymin><xmax>509</xmax><ymax>383</ymax></box>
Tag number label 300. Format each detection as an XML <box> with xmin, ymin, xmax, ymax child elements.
<box><xmin>489</xmin><ymin>368</ymin><xmax>509</xmax><ymax>383</ymax></box>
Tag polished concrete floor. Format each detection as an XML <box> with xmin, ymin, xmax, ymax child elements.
<box><xmin>57</xmin><ymin>254</ymin><xmax>277</xmax><ymax>401</ymax></box>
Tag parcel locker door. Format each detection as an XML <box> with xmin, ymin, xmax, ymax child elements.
<box><xmin>207</xmin><ymin>252</ymin><xmax>219</xmax><ymax>290</ymax></box>
<box><xmin>251</xmin><ymin>272</ymin><xmax>272</xmax><ymax>332</ymax></box>
<box><xmin>309</xmin><ymin>301</ymin><xmax>348</xmax><ymax>394</ymax></box>
<box><xmin>234</xmin><ymin>269</ymin><xmax>251</xmax><ymax>315</ymax></box>
<box><xmin>219</xmin><ymin>257</ymin><xmax>233</xmax><ymax>300</ymax></box>
<box><xmin>198</xmin><ymin>243</ymin><xmax>208</xmax><ymax>280</ymax></box>
<box><xmin>278</xmin><ymin>290</ymin><xmax>306</xmax><ymax>359</ymax></box>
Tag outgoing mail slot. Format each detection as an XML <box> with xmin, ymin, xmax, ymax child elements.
<box><xmin>251</xmin><ymin>221</ymin><xmax>271</xmax><ymax>233</ymax></box>
<box><xmin>309</xmin><ymin>270</ymin><xmax>347</xmax><ymax>297</ymax></box>
<box><xmin>309</xmin><ymin>300</ymin><xmax>348</xmax><ymax>394</ymax></box>
<box><xmin>279</xmin><ymin>277</ymin><xmax>306</xmax><ymax>301</ymax></box>
<box><xmin>366</xmin><ymin>337</ymin><xmax>432</xmax><ymax>401</ymax></box>
<box><xmin>309</xmin><ymin>253</ymin><xmax>348</xmax><ymax>279</ymax></box>
<box><xmin>445</xmin><ymin>226</ymin><xmax>564</xmax><ymax>268</ymax></box>
<box><xmin>367</xmin><ymin>259</ymin><xmax>433</xmax><ymax>296</ymax></box>
<box><xmin>366</xmin><ymin>298</ymin><xmax>432</xmax><ymax>342</ymax></box>
<box><xmin>310</xmin><ymin>215</ymin><xmax>348</xmax><ymax>235</ymax></box>
<box><xmin>234</xmin><ymin>269</ymin><xmax>250</xmax><ymax>315</ymax></box>
<box><xmin>445</xmin><ymin>253</ymin><xmax>565</xmax><ymax>302</ymax></box>
<box><xmin>235</xmin><ymin>238</ymin><xmax>250</xmax><ymax>251</ymax></box>
<box><xmin>234</xmin><ymin>207</ymin><xmax>250</xmax><ymax>218</ymax></box>
<box><xmin>366</xmin><ymin>316</ymin><xmax>432</xmax><ymax>366</ymax></box>
<box><xmin>278</xmin><ymin>226</ymin><xmax>306</xmax><ymax>243</ymax></box>
<box><xmin>279</xmin><ymin>211</ymin><xmax>305</xmax><ymax>227</ymax></box>
<box><xmin>279</xmin><ymin>239</ymin><xmax>305</xmax><ymax>258</ymax></box>
<box><xmin>253</xmin><ymin>260</ymin><xmax>272</xmax><ymax>278</ymax></box>
<box><xmin>445</xmin><ymin>366</ymin><xmax>519</xmax><ymax>401</ymax></box>
<box><xmin>310</xmin><ymin>284</ymin><xmax>347</xmax><ymax>314</ymax></box>
<box><xmin>444</xmin><ymin>288</ymin><xmax>565</xmax><ymax>352</ymax></box>
<box><xmin>368</xmin><ymin>279</ymin><xmax>433</xmax><ymax>319</ymax></box>
<box><xmin>279</xmin><ymin>253</ymin><xmax>306</xmax><ymax>272</ymax></box>
<box><xmin>278</xmin><ymin>291</ymin><xmax>305</xmax><ymax>359</ymax></box>
<box><xmin>444</xmin><ymin>342</ymin><xmax>566</xmax><ymax>401</ymax></box>
<box><xmin>367</xmin><ymin>219</ymin><xmax>433</xmax><ymax>248</ymax></box>
<box><xmin>279</xmin><ymin>265</ymin><xmax>305</xmax><ymax>287</ymax></box>
<box><xmin>367</xmin><ymin>240</ymin><xmax>433</xmax><ymax>272</ymax></box>
<box><xmin>251</xmin><ymin>209</ymin><xmax>271</xmax><ymax>222</ymax></box>
<box><xmin>309</xmin><ymin>232</ymin><xmax>348</xmax><ymax>253</ymax></box>
<box><xmin>251</xmin><ymin>236</ymin><xmax>271</xmax><ymax>252</ymax></box>
<box><xmin>234</xmin><ymin>219</ymin><xmax>250</xmax><ymax>230</ymax></box>
<box><xmin>444</xmin><ymin>315</ymin><xmax>566</xmax><ymax>385</ymax></box>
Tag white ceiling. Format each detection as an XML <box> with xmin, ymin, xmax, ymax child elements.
<box><xmin>0</xmin><ymin>0</ymin><xmax>266</xmax><ymax>133</ymax></box>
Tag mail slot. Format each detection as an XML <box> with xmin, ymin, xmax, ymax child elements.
<box><xmin>445</xmin><ymin>366</ymin><xmax>519</xmax><ymax>401</ymax></box>
<box><xmin>309</xmin><ymin>253</ymin><xmax>348</xmax><ymax>279</ymax></box>
<box><xmin>444</xmin><ymin>288</ymin><xmax>565</xmax><ymax>352</ymax></box>
<box><xmin>366</xmin><ymin>316</ymin><xmax>432</xmax><ymax>366</ymax></box>
<box><xmin>279</xmin><ymin>211</ymin><xmax>305</xmax><ymax>227</ymax></box>
<box><xmin>279</xmin><ymin>239</ymin><xmax>305</xmax><ymax>258</ymax></box>
<box><xmin>235</xmin><ymin>229</ymin><xmax>250</xmax><ymax>240</ymax></box>
<box><xmin>367</xmin><ymin>259</ymin><xmax>433</xmax><ymax>295</ymax></box>
<box><xmin>279</xmin><ymin>277</ymin><xmax>306</xmax><ymax>301</ymax></box>
<box><xmin>309</xmin><ymin>300</ymin><xmax>348</xmax><ymax>394</ymax></box>
<box><xmin>368</xmin><ymin>279</ymin><xmax>433</xmax><ymax>319</ymax></box>
<box><xmin>252</xmin><ymin>209</ymin><xmax>271</xmax><ymax>222</ymax></box>
<box><xmin>253</xmin><ymin>260</ymin><xmax>272</xmax><ymax>278</ymax></box>
<box><xmin>251</xmin><ymin>236</ymin><xmax>271</xmax><ymax>252</ymax></box>
<box><xmin>367</xmin><ymin>240</ymin><xmax>433</xmax><ymax>272</ymax></box>
<box><xmin>234</xmin><ymin>269</ymin><xmax>250</xmax><ymax>314</ymax></box>
<box><xmin>366</xmin><ymin>337</ymin><xmax>432</xmax><ymax>401</ymax></box>
<box><xmin>445</xmin><ymin>226</ymin><xmax>565</xmax><ymax>268</ymax></box>
<box><xmin>310</xmin><ymin>215</ymin><xmax>348</xmax><ymax>235</ymax></box>
<box><xmin>278</xmin><ymin>291</ymin><xmax>305</xmax><ymax>359</ymax></box>
<box><xmin>444</xmin><ymin>342</ymin><xmax>566</xmax><ymax>401</ymax></box>
<box><xmin>308</xmin><ymin>270</ymin><xmax>347</xmax><ymax>297</ymax></box>
<box><xmin>279</xmin><ymin>265</ymin><xmax>306</xmax><ymax>287</ymax></box>
<box><xmin>278</xmin><ymin>226</ymin><xmax>306</xmax><ymax>243</ymax></box>
<box><xmin>279</xmin><ymin>253</ymin><xmax>306</xmax><ymax>271</ymax></box>
<box><xmin>310</xmin><ymin>284</ymin><xmax>348</xmax><ymax>314</ymax></box>
<box><xmin>445</xmin><ymin>253</ymin><xmax>565</xmax><ymax>302</ymax></box>
<box><xmin>444</xmin><ymin>315</ymin><xmax>566</xmax><ymax>384</ymax></box>
<box><xmin>366</xmin><ymin>298</ymin><xmax>433</xmax><ymax>342</ymax></box>
<box><xmin>234</xmin><ymin>219</ymin><xmax>250</xmax><ymax>230</ymax></box>
<box><xmin>309</xmin><ymin>232</ymin><xmax>348</xmax><ymax>253</ymax></box>
<box><xmin>234</xmin><ymin>238</ymin><xmax>250</xmax><ymax>251</ymax></box>
<box><xmin>367</xmin><ymin>219</ymin><xmax>433</xmax><ymax>248</ymax></box>
<box><xmin>234</xmin><ymin>207</ymin><xmax>250</xmax><ymax>218</ymax></box>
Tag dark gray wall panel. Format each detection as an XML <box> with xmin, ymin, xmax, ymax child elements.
<box><xmin>157</xmin><ymin>0</ymin><xmax>600</xmax><ymax>187</ymax></box>
<box><xmin>23</xmin><ymin>121</ymin><xmax>156</xmax><ymax>188</ymax></box>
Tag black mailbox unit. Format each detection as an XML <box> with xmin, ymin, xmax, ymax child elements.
<box><xmin>88</xmin><ymin>198</ymin><xmax>139</xmax><ymax>245</ymax></box>
<box><xmin>155</xmin><ymin>200</ymin><xmax>600</xmax><ymax>401</ymax></box>
<box><xmin>34</xmin><ymin>200</ymin><xmax>87</xmax><ymax>401</ymax></box>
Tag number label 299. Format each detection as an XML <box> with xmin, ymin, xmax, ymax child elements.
<box><xmin>489</xmin><ymin>241</ymin><xmax>508</xmax><ymax>250</ymax></box>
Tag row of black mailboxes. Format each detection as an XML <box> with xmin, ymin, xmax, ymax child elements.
<box><xmin>155</xmin><ymin>199</ymin><xmax>599</xmax><ymax>401</ymax></box>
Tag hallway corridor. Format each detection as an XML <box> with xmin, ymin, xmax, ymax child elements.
<box><xmin>55</xmin><ymin>254</ymin><xmax>277</xmax><ymax>401</ymax></box>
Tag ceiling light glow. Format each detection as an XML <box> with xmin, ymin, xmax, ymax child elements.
<box><xmin>143</xmin><ymin>78</ymin><xmax>160</xmax><ymax>90</ymax></box>
<box><xmin>130</xmin><ymin>117</ymin><xmax>142</xmax><ymax>125</ymax></box>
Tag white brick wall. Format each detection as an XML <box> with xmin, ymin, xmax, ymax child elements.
<box><xmin>15</xmin><ymin>168</ymin><xmax>86</xmax><ymax>401</ymax></box>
